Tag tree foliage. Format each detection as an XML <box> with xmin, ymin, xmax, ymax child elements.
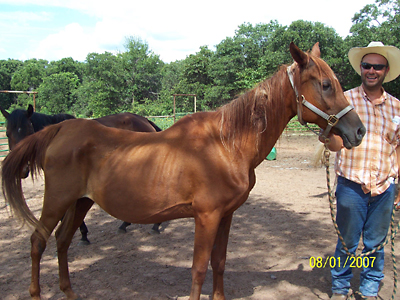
<box><xmin>0</xmin><ymin>59</ymin><xmax>23</xmax><ymax>108</ymax></box>
<box><xmin>37</xmin><ymin>72</ymin><xmax>79</xmax><ymax>114</ymax></box>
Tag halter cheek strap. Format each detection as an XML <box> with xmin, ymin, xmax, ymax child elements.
<box><xmin>286</xmin><ymin>65</ymin><xmax>354</xmax><ymax>139</ymax></box>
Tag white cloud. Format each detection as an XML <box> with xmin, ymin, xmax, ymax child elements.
<box><xmin>29</xmin><ymin>23</ymin><xmax>96</xmax><ymax>61</ymax></box>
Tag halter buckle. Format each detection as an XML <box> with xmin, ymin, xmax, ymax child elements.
<box><xmin>327</xmin><ymin>115</ymin><xmax>339</xmax><ymax>127</ymax></box>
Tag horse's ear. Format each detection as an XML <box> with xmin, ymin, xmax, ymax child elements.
<box><xmin>289</xmin><ymin>42</ymin><xmax>308</xmax><ymax>67</ymax></box>
<box><xmin>0</xmin><ymin>106</ymin><xmax>9</xmax><ymax>119</ymax></box>
<box><xmin>27</xmin><ymin>104</ymin><xmax>34</xmax><ymax>118</ymax></box>
<box><xmin>310</xmin><ymin>42</ymin><xmax>321</xmax><ymax>58</ymax></box>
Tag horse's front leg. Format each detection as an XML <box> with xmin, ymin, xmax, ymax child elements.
<box><xmin>190</xmin><ymin>211</ymin><xmax>222</xmax><ymax>300</ymax></box>
<box><xmin>211</xmin><ymin>213</ymin><xmax>233</xmax><ymax>300</ymax></box>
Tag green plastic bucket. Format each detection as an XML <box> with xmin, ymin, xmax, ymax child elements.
<box><xmin>266</xmin><ymin>147</ymin><xmax>276</xmax><ymax>160</ymax></box>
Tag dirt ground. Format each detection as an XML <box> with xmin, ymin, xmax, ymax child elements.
<box><xmin>1</xmin><ymin>133</ymin><xmax>399</xmax><ymax>300</ymax></box>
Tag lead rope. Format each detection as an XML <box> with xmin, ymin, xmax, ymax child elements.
<box><xmin>323</xmin><ymin>143</ymin><xmax>399</xmax><ymax>300</ymax></box>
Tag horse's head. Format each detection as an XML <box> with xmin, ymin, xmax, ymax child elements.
<box><xmin>288</xmin><ymin>42</ymin><xmax>365</xmax><ymax>149</ymax></box>
<box><xmin>1</xmin><ymin>104</ymin><xmax>35</xmax><ymax>151</ymax></box>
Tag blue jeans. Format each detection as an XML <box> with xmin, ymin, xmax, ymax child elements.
<box><xmin>331</xmin><ymin>176</ymin><xmax>395</xmax><ymax>296</ymax></box>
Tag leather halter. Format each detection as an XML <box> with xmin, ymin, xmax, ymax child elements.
<box><xmin>286</xmin><ymin>64</ymin><xmax>354</xmax><ymax>139</ymax></box>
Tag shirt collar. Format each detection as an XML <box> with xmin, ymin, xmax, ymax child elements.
<box><xmin>360</xmin><ymin>85</ymin><xmax>387</xmax><ymax>105</ymax></box>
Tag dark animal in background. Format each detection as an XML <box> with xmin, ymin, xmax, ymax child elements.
<box><xmin>0</xmin><ymin>104</ymin><xmax>75</xmax><ymax>151</ymax></box>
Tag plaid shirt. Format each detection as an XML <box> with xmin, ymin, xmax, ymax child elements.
<box><xmin>335</xmin><ymin>85</ymin><xmax>400</xmax><ymax>196</ymax></box>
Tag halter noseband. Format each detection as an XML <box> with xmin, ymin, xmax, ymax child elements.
<box><xmin>286</xmin><ymin>65</ymin><xmax>354</xmax><ymax>139</ymax></box>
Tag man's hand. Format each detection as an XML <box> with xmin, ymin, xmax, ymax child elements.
<box><xmin>318</xmin><ymin>132</ymin><xmax>343</xmax><ymax>152</ymax></box>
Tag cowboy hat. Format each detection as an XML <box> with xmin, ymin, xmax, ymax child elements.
<box><xmin>348</xmin><ymin>41</ymin><xmax>400</xmax><ymax>83</ymax></box>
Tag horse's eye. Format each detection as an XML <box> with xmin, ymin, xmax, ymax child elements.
<box><xmin>322</xmin><ymin>81</ymin><xmax>331</xmax><ymax>91</ymax></box>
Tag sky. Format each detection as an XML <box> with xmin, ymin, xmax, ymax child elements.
<box><xmin>0</xmin><ymin>0</ymin><xmax>377</xmax><ymax>63</ymax></box>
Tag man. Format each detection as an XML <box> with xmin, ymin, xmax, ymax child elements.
<box><xmin>322</xmin><ymin>42</ymin><xmax>400</xmax><ymax>300</ymax></box>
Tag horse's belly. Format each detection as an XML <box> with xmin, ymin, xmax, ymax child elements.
<box><xmin>88</xmin><ymin>171</ymin><xmax>194</xmax><ymax>224</ymax></box>
<box><xmin>120</xmin><ymin>203</ymin><xmax>194</xmax><ymax>224</ymax></box>
<box><xmin>95</xmin><ymin>195</ymin><xmax>194</xmax><ymax>224</ymax></box>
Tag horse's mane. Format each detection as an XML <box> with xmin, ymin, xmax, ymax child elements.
<box><xmin>218</xmin><ymin>65</ymin><xmax>289</xmax><ymax>152</ymax></box>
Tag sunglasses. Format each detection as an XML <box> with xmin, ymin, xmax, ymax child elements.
<box><xmin>361</xmin><ymin>62</ymin><xmax>388</xmax><ymax>71</ymax></box>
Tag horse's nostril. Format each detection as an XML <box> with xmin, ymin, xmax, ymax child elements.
<box><xmin>357</xmin><ymin>127</ymin><xmax>366</xmax><ymax>139</ymax></box>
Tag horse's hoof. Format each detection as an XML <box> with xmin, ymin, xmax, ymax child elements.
<box><xmin>149</xmin><ymin>229</ymin><xmax>160</xmax><ymax>235</ymax></box>
<box><xmin>117</xmin><ymin>228</ymin><xmax>127</xmax><ymax>234</ymax></box>
<box><xmin>78</xmin><ymin>239</ymin><xmax>90</xmax><ymax>246</ymax></box>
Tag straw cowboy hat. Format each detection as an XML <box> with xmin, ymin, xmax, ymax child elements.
<box><xmin>348</xmin><ymin>41</ymin><xmax>400</xmax><ymax>83</ymax></box>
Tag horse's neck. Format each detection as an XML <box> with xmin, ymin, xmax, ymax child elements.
<box><xmin>30</xmin><ymin>113</ymin><xmax>53</xmax><ymax>131</ymax></box>
<box><xmin>248</xmin><ymin>80</ymin><xmax>297</xmax><ymax>168</ymax></box>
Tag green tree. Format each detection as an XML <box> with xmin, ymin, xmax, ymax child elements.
<box><xmin>122</xmin><ymin>37</ymin><xmax>164</xmax><ymax>106</ymax></box>
<box><xmin>156</xmin><ymin>60</ymin><xmax>185</xmax><ymax>115</ymax></box>
<box><xmin>173</xmin><ymin>46</ymin><xmax>213</xmax><ymax>111</ymax></box>
<box><xmin>209</xmin><ymin>36</ymin><xmax>245</xmax><ymax>104</ymax></box>
<box><xmin>76</xmin><ymin>51</ymin><xmax>126</xmax><ymax>117</ymax></box>
<box><xmin>0</xmin><ymin>59</ymin><xmax>23</xmax><ymax>109</ymax></box>
<box><xmin>48</xmin><ymin>57</ymin><xmax>84</xmax><ymax>83</ymax></box>
<box><xmin>36</xmin><ymin>72</ymin><xmax>79</xmax><ymax>114</ymax></box>
<box><xmin>232</xmin><ymin>21</ymin><xmax>284</xmax><ymax>90</ymax></box>
<box><xmin>10</xmin><ymin>59</ymin><xmax>49</xmax><ymax>108</ymax></box>
<box><xmin>11</xmin><ymin>59</ymin><xmax>48</xmax><ymax>91</ymax></box>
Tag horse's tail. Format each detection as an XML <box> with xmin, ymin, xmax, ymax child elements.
<box><xmin>2</xmin><ymin>124</ymin><xmax>62</xmax><ymax>238</ymax></box>
<box><xmin>147</xmin><ymin>119</ymin><xmax>162</xmax><ymax>132</ymax></box>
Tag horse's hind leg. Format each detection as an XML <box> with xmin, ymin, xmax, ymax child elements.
<box><xmin>29</xmin><ymin>230</ymin><xmax>47</xmax><ymax>300</ymax></box>
<box><xmin>78</xmin><ymin>221</ymin><xmax>90</xmax><ymax>245</ymax></box>
<box><xmin>211</xmin><ymin>213</ymin><xmax>233</xmax><ymax>300</ymax></box>
<box><xmin>56</xmin><ymin>197</ymin><xmax>93</xmax><ymax>300</ymax></box>
<box><xmin>151</xmin><ymin>222</ymin><xmax>162</xmax><ymax>234</ymax></box>
<box><xmin>29</xmin><ymin>215</ymin><xmax>63</xmax><ymax>299</ymax></box>
<box><xmin>117</xmin><ymin>221</ymin><xmax>131</xmax><ymax>233</ymax></box>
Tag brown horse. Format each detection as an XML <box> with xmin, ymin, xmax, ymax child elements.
<box><xmin>2</xmin><ymin>42</ymin><xmax>365</xmax><ymax>300</ymax></box>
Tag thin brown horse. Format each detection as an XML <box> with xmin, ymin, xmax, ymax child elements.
<box><xmin>2</xmin><ymin>42</ymin><xmax>365</xmax><ymax>300</ymax></box>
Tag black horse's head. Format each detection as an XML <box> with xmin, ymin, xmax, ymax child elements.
<box><xmin>1</xmin><ymin>105</ymin><xmax>35</xmax><ymax>151</ymax></box>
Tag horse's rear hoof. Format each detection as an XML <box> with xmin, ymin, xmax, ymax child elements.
<box><xmin>149</xmin><ymin>228</ymin><xmax>160</xmax><ymax>235</ymax></box>
<box><xmin>117</xmin><ymin>228</ymin><xmax>127</xmax><ymax>234</ymax></box>
<box><xmin>78</xmin><ymin>239</ymin><xmax>90</xmax><ymax>246</ymax></box>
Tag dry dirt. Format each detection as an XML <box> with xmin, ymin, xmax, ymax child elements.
<box><xmin>1</xmin><ymin>133</ymin><xmax>399</xmax><ymax>300</ymax></box>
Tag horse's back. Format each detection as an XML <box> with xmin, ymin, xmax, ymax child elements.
<box><xmin>95</xmin><ymin>112</ymin><xmax>158</xmax><ymax>132</ymax></box>
<box><xmin>51</xmin><ymin>113</ymin><xmax>75</xmax><ymax>123</ymax></box>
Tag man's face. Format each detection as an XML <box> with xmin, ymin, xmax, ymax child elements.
<box><xmin>360</xmin><ymin>53</ymin><xmax>390</xmax><ymax>90</ymax></box>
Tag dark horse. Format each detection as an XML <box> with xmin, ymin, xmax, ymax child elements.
<box><xmin>0</xmin><ymin>104</ymin><xmax>75</xmax><ymax>151</ymax></box>
<box><xmin>2</xmin><ymin>43</ymin><xmax>365</xmax><ymax>300</ymax></box>
<box><xmin>0</xmin><ymin>106</ymin><xmax>162</xmax><ymax>243</ymax></box>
